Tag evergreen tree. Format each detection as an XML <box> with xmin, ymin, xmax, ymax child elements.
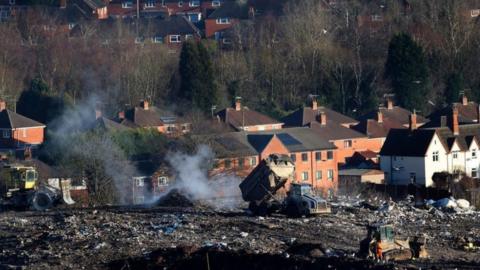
<box><xmin>385</xmin><ymin>33</ymin><xmax>429</xmax><ymax>110</ymax></box>
<box><xmin>178</xmin><ymin>41</ymin><xmax>218</xmax><ymax>113</ymax></box>
<box><xmin>445</xmin><ymin>73</ymin><xmax>464</xmax><ymax>104</ymax></box>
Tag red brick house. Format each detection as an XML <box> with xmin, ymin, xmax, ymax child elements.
<box><xmin>205</xmin><ymin>0</ymin><xmax>249</xmax><ymax>39</ymax></box>
<box><xmin>0</xmin><ymin>101</ymin><xmax>45</xmax><ymax>150</ymax></box>
<box><xmin>215</xmin><ymin>98</ymin><xmax>283</xmax><ymax>131</ymax></box>
<box><xmin>425</xmin><ymin>95</ymin><xmax>480</xmax><ymax>128</ymax></box>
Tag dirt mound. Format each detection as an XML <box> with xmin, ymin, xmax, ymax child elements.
<box><xmin>157</xmin><ymin>189</ymin><xmax>194</xmax><ymax>207</ymax></box>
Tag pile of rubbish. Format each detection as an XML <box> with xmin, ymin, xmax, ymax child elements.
<box><xmin>156</xmin><ymin>189</ymin><xmax>194</xmax><ymax>207</ymax></box>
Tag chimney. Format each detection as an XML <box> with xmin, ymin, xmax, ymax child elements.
<box><xmin>452</xmin><ymin>106</ymin><xmax>459</xmax><ymax>135</ymax></box>
<box><xmin>0</xmin><ymin>100</ymin><xmax>6</xmax><ymax>111</ymax></box>
<box><xmin>59</xmin><ymin>0</ymin><xmax>66</xmax><ymax>8</ymax></box>
<box><xmin>377</xmin><ymin>110</ymin><xmax>383</xmax><ymax>123</ymax></box>
<box><xmin>118</xmin><ymin>111</ymin><xmax>125</xmax><ymax>120</ymax></box>
<box><xmin>140</xmin><ymin>100</ymin><xmax>149</xmax><ymax>110</ymax></box>
<box><xmin>477</xmin><ymin>104</ymin><xmax>480</xmax><ymax>123</ymax></box>
<box><xmin>462</xmin><ymin>94</ymin><xmax>468</xmax><ymax>106</ymax></box>
<box><xmin>409</xmin><ymin>110</ymin><xmax>417</xmax><ymax>131</ymax></box>
<box><xmin>317</xmin><ymin>111</ymin><xmax>327</xmax><ymax>125</ymax></box>
<box><xmin>95</xmin><ymin>109</ymin><xmax>102</xmax><ymax>120</ymax></box>
<box><xmin>386</xmin><ymin>98</ymin><xmax>393</xmax><ymax>110</ymax></box>
<box><xmin>235</xmin><ymin>97</ymin><xmax>242</xmax><ymax>111</ymax></box>
<box><xmin>312</xmin><ymin>99</ymin><xmax>318</xmax><ymax>110</ymax></box>
<box><xmin>440</xmin><ymin>115</ymin><xmax>447</xmax><ymax>127</ymax></box>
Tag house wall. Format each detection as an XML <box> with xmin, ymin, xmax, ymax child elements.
<box><xmin>465</xmin><ymin>141</ymin><xmax>480</xmax><ymax>178</ymax></box>
<box><xmin>210</xmin><ymin>155</ymin><xmax>259</xmax><ymax>178</ymax></box>
<box><xmin>381</xmin><ymin>156</ymin><xmax>426</xmax><ymax>186</ymax></box>
<box><xmin>205</xmin><ymin>18</ymin><xmax>238</xmax><ymax>38</ymax></box>
<box><xmin>424</xmin><ymin>133</ymin><xmax>448</xmax><ymax>187</ymax></box>
<box><xmin>447</xmin><ymin>142</ymin><xmax>465</xmax><ymax>173</ymax></box>
<box><xmin>0</xmin><ymin>127</ymin><xmax>45</xmax><ymax>148</ymax></box>
<box><xmin>332</xmin><ymin>136</ymin><xmax>383</xmax><ymax>164</ymax></box>
<box><xmin>241</xmin><ymin>123</ymin><xmax>283</xmax><ymax>131</ymax></box>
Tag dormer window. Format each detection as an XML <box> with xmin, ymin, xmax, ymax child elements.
<box><xmin>189</xmin><ymin>0</ymin><xmax>200</xmax><ymax>7</ymax></box>
<box><xmin>212</xmin><ymin>0</ymin><xmax>221</xmax><ymax>7</ymax></box>
<box><xmin>145</xmin><ymin>0</ymin><xmax>155</xmax><ymax>8</ymax></box>
<box><xmin>216</xmin><ymin>17</ymin><xmax>230</xmax><ymax>24</ymax></box>
<box><xmin>122</xmin><ymin>1</ymin><xmax>133</xmax><ymax>8</ymax></box>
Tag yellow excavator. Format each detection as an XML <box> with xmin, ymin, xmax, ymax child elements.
<box><xmin>0</xmin><ymin>164</ymin><xmax>75</xmax><ymax>210</ymax></box>
<box><xmin>359</xmin><ymin>223</ymin><xmax>428</xmax><ymax>261</ymax></box>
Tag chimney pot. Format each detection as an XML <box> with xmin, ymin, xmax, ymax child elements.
<box><xmin>0</xmin><ymin>100</ymin><xmax>5</xmax><ymax>111</ymax></box>
<box><xmin>118</xmin><ymin>111</ymin><xmax>125</xmax><ymax>120</ymax></box>
<box><xmin>317</xmin><ymin>111</ymin><xmax>327</xmax><ymax>125</ymax></box>
<box><xmin>386</xmin><ymin>98</ymin><xmax>393</xmax><ymax>110</ymax></box>
<box><xmin>377</xmin><ymin>110</ymin><xmax>383</xmax><ymax>123</ymax></box>
<box><xmin>452</xmin><ymin>106</ymin><xmax>459</xmax><ymax>135</ymax></box>
<box><xmin>312</xmin><ymin>99</ymin><xmax>318</xmax><ymax>110</ymax></box>
<box><xmin>462</xmin><ymin>94</ymin><xmax>468</xmax><ymax>106</ymax></box>
<box><xmin>235</xmin><ymin>97</ymin><xmax>242</xmax><ymax>111</ymax></box>
<box><xmin>409</xmin><ymin>110</ymin><xmax>417</xmax><ymax>131</ymax></box>
<box><xmin>140</xmin><ymin>100</ymin><xmax>149</xmax><ymax>110</ymax></box>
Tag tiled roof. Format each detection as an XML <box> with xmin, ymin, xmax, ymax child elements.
<box><xmin>380</xmin><ymin>129</ymin><xmax>436</xmax><ymax>157</ymax></box>
<box><xmin>140</xmin><ymin>15</ymin><xmax>201</xmax><ymax>37</ymax></box>
<box><xmin>281</xmin><ymin>106</ymin><xmax>358</xmax><ymax>127</ymax></box>
<box><xmin>96</xmin><ymin>117</ymin><xmax>130</xmax><ymax>131</ymax></box>
<box><xmin>207</xmin><ymin>0</ymin><xmax>249</xmax><ymax>19</ymax></box>
<box><xmin>0</xmin><ymin>110</ymin><xmax>45</xmax><ymax>129</ymax></box>
<box><xmin>216</xmin><ymin>107</ymin><xmax>282</xmax><ymax>130</ymax></box>
<box><xmin>425</xmin><ymin>101</ymin><xmax>480</xmax><ymax>128</ymax></box>
<box><xmin>430</xmin><ymin>124</ymin><xmax>480</xmax><ymax>152</ymax></box>
<box><xmin>357</xmin><ymin>106</ymin><xmax>427</xmax><ymax>127</ymax></box>
<box><xmin>308</xmin><ymin>121</ymin><xmax>366</xmax><ymax>141</ymax></box>
<box><xmin>351</xmin><ymin>118</ymin><xmax>404</xmax><ymax>138</ymax></box>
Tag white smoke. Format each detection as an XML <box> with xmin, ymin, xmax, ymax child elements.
<box><xmin>166</xmin><ymin>145</ymin><xmax>243</xmax><ymax>209</ymax></box>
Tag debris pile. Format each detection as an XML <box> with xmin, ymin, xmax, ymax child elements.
<box><xmin>156</xmin><ymin>189</ymin><xmax>194</xmax><ymax>207</ymax></box>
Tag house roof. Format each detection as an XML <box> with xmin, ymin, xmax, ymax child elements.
<box><xmin>282</xmin><ymin>106</ymin><xmax>358</xmax><ymax>127</ymax></box>
<box><xmin>139</xmin><ymin>16</ymin><xmax>201</xmax><ymax>37</ymax></box>
<box><xmin>207</xmin><ymin>0</ymin><xmax>249</xmax><ymax>19</ymax></box>
<box><xmin>429</xmin><ymin>124</ymin><xmax>480</xmax><ymax>152</ymax></box>
<box><xmin>351</xmin><ymin>118</ymin><xmax>405</xmax><ymax>138</ymax></box>
<box><xmin>216</xmin><ymin>107</ymin><xmax>282</xmax><ymax>130</ymax></box>
<box><xmin>308</xmin><ymin>121</ymin><xmax>366</xmax><ymax>141</ymax></box>
<box><xmin>0</xmin><ymin>110</ymin><xmax>45</xmax><ymax>129</ymax></box>
<box><xmin>195</xmin><ymin>132</ymin><xmax>258</xmax><ymax>158</ymax></box>
<box><xmin>425</xmin><ymin>102</ymin><xmax>480</xmax><ymax>128</ymax></box>
<box><xmin>357</xmin><ymin>106</ymin><xmax>427</xmax><ymax>127</ymax></box>
<box><xmin>96</xmin><ymin>117</ymin><xmax>130</xmax><ymax>131</ymax></box>
<box><xmin>379</xmin><ymin>129</ymin><xmax>437</xmax><ymax>157</ymax></box>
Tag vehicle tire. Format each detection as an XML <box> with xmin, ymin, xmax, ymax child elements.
<box><xmin>285</xmin><ymin>202</ymin><xmax>301</xmax><ymax>218</ymax></box>
<box><xmin>32</xmin><ymin>191</ymin><xmax>53</xmax><ymax>211</ymax></box>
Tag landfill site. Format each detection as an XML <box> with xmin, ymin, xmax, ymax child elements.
<box><xmin>1</xmin><ymin>155</ymin><xmax>480</xmax><ymax>270</ymax></box>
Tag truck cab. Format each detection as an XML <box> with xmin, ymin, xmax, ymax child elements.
<box><xmin>285</xmin><ymin>183</ymin><xmax>331</xmax><ymax>217</ymax></box>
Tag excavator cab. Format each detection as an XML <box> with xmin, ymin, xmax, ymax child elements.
<box><xmin>370</xmin><ymin>224</ymin><xmax>395</xmax><ymax>243</ymax></box>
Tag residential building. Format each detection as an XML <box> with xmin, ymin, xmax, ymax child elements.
<box><xmin>425</xmin><ymin>94</ymin><xmax>480</xmax><ymax>128</ymax></box>
<box><xmin>215</xmin><ymin>97</ymin><xmax>283</xmax><ymax>131</ymax></box>
<box><xmin>380</xmin><ymin>108</ymin><xmax>480</xmax><ymax>187</ymax></box>
<box><xmin>0</xmin><ymin>100</ymin><xmax>46</xmax><ymax>150</ymax></box>
<box><xmin>338</xmin><ymin>168</ymin><xmax>385</xmax><ymax>193</ymax></box>
<box><xmin>117</xmin><ymin>100</ymin><xmax>191</xmax><ymax>136</ymax></box>
<box><xmin>205</xmin><ymin>0</ymin><xmax>249</xmax><ymax>39</ymax></box>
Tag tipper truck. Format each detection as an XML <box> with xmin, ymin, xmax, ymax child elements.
<box><xmin>239</xmin><ymin>154</ymin><xmax>331</xmax><ymax>217</ymax></box>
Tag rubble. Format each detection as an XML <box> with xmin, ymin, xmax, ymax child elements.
<box><xmin>0</xmin><ymin>197</ymin><xmax>479</xmax><ymax>269</ymax></box>
<box><xmin>156</xmin><ymin>189</ymin><xmax>194</xmax><ymax>207</ymax></box>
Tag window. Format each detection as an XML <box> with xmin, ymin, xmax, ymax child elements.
<box><xmin>471</xmin><ymin>9</ymin><xmax>480</xmax><ymax>17</ymax></box>
<box><xmin>432</xmin><ymin>151</ymin><xmax>439</xmax><ymax>162</ymax></box>
<box><xmin>135</xmin><ymin>178</ymin><xmax>144</xmax><ymax>187</ymax></box>
<box><xmin>22</xmin><ymin>129</ymin><xmax>27</xmax><ymax>138</ymax></box>
<box><xmin>301</xmin><ymin>172</ymin><xmax>308</xmax><ymax>181</ymax></box>
<box><xmin>327</xmin><ymin>169</ymin><xmax>334</xmax><ymax>180</ymax></box>
<box><xmin>472</xmin><ymin>168</ymin><xmax>478</xmax><ymax>178</ymax></box>
<box><xmin>290</xmin><ymin>154</ymin><xmax>296</xmax><ymax>162</ymax></box>
<box><xmin>189</xmin><ymin>0</ymin><xmax>200</xmax><ymax>7</ymax></box>
<box><xmin>2</xmin><ymin>130</ymin><xmax>10</xmax><ymax>138</ymax></box>
<box><xmin>158</xmin><ymin>176</ymin><xmax>169</xmax><ymax>186</ymax></box>
<box><xmin>135</xmin><ymin>37</ymin><xmax>144</xmax><ymax>44</ymax></box>
<box><xmin>315</xmin><ymin>171</ymin><xmax>322</xmax><ymax>180</ymax></box>
<box><xmin>178</xmin><ymin>1</ymin><xmax>183</xmax><ymax>7</ymax></box>
<box><xmin>68</xmin><ymin>23</ymin><xmax>75</xmax><ymax>30</ymax></box>
<box><xmin>212</xmin><ymin>0</ymin><xmax>221</xmax><ymax>7</ymax></box>
<box><xmin>410</xmin><ymin>172</ymin><xmax>416</xmax><ymax>184</ymax></box>
<box><xmin>315</xmin><ymin>152</ymin><xmax>321</xmax><ymax>161</ymax></box>
<box><xmin>371</xmin><ymin>14</ymin><xmax>383</xmax><ymax>21</ymax></box>
<box><xmin>327</xmin><ymin>151</ymin><xmax>333</xmax><ymax>160</ymax></box>
<box><xmin>185</xmin><ymin>34</ymin><xmax>194</xmax><ymax>40</ymax></box>
<box><xmin>343</xmin><ymin>140</ymin><xmax>352</xmax><ymax>148</ymax></box>
<box><xmin>472</xmin><ymin>149</ymin><xmax>477</xmax><ymax>159</ymax></box>
<box><xmin>122</xmin><ymin>1</ymin><xmax>133</xmax><ymax>8</ymax></box>
<box><xmin>153</xmin><ymin>36</ymin><xmax>163</xmax><ymax>43</ymax></box>
<box><xmin>216</xmin><ymin>17</ymin><xmax>230</xmax><ymax>24</ymax></box>
<box><xmin>187</xmin><ymin>13</ymin><xmax>201</xmax><ymax>22</ymax></box>
<box><xmin>250</xmin><ymin>157</ymin><xmax>256</xmax><ymax>166</ymax></box>
<box><xmin>453</xmin><ymin>151</ymin><xmax>458</xmax><ymax>159</ymax></box>
<box><xmin>224</xmin><ymin>159</ymin><xmax>231</xmax><ymax>168</ymax></box>
<box><xmin>238</xmin><ymin>158</ymin><xmax>244</xmax><ymax>169</ymax></box>
<box><xmin>145</xmin><ymin>0</ymin><xmax>155</xmax><ymax>8</ymax></box>
<box><xmin>301</xmin><ymin>153</ymin><xmax>308</xmax><ymax>162</ymax></box>
<box><xmin>169</xmin><ymin>35</ymin><xmax>181</xmax><ymax>43</ymax></box>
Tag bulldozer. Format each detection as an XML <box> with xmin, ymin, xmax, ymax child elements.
<box><xmin>359</xmin><ymin>223</ymin><xmax>428</xmax><ymax>261</ymax></box>
<box><xmin>0</xmin><ymin>164</ymin><xmax>75</xmax><ymax>211</ymax></box>
<box><xmin>239</xmin><ymin>154</ymin><xmax>331</xmax><ymax>217</ymax></box>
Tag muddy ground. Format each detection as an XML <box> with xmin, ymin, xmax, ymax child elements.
<box><xmin>0</xmin><ymin>200</ymin><xmax>479</xmax><ymax>270</ymax></box>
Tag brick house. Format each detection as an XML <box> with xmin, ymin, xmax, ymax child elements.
<box><xmin>138</xmin><ymin>15</ymin><xmax>201</xmax><ymax>46</ymax></box>
<box><xmin>205</xmin><ymin>0</ymin><xmax>249</xmax><ymax>39</ymax></box>
<box><xmin>0</xmin><ymin>101</ymin><xmax>45</xmax><ymax>150</ymax></box>
<box><xmin>425</xmin><ymin>95</ymin><xmax>480</xmax><ymax>128</ymax></box>
<box><xmin>117</xmin><ymin>100</ymin><xmax>191</xmax><ymax>136</ymax></box>
<box><xmin>215</xmin><ymin>97</ymin><xmax>283</xmax><ymax>131</ymax></box>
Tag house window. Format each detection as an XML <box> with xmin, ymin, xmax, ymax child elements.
<box><xmin>410</xmin><ymin>172</ymin><xmax>416</xmax><ymax>184</ymax></box>
<box><xmin>216</xmin><ymin>17</ymin><xmax>230</xmax><ymax>24</ymax></box>
<box><xmin>472</xmin><ymin>168</ymin><xmax>478</xmax><ymax>178</ymax></box>
<box><xmin>135</xmin><ymin>178</ymin><xmax>144</xmax><ymax>187</ymax></box>
<box><xmin>290</xmin><ymin>154</ymin><xmax>296</xmax><ymax>162</ymax></box>
<box><xmin>315</xmin><ymin>152</ymin><xmax>321</xmax><ymax>161</ymax></box>
<box><xmin>189</xmin><ymin>0</ymin><xmax>199</xmax><ymax>7</ymax></box>
<box><xmin>315</xmin><ymin>171</ymin><xmax>322</xmax><ymax>180</ymax></box>
<box><xmin>327</xmin><ymin>169</ymin><xmax>334</xmax><ymax>180</ymax></box>
<box><xmin>371</xmin><ymin>14</ymin><xmax>383</xmax><ymax>21</ymax></box>
<box><xmin>432</xmin><ymin>151</ymin><xmax>439</xmax><ymax>162</ymax></box>
<box><xmin>212</xmin><ymin>0</ymin><xmax>221</xmax><ymax>7</ymax></box>
<box><xmin>472</xmin><ymin>149</ymin><xmax>477</xmax><ymax>159</ymax></box>
<box><xmin>185</xmin><ymin>34</ymin><xmax>194</xmax><ymax>40</ymax></box>
<box><xmin>178</xmin><ymin>1</ymin><xmax>183</xmax><ymax>7</ymax></box>
<box><xmin>453</xmin><ymin>151</ymin><xmax>458</xmax><ymax>159</ymax></box>
<box><xmin>224</xmin><ymin>159</ymin><xmax>231</xmax><ymax>168</ymax></box>
<box><xmin>158</xmin><ymin>176</ymin><xmax>168</xmax><ymax>186</ymax></box>
<box><xmin>170</xmin><ymin>35</ymin><xmax>181</xmax><ymax>43</ymax></box>
<box><xmin>301</xmin><ymin>153</ymin><xmax>308</xmax><ymax>162</ymax></box>
<box><xmin>250</xmin><ymin>157</ymin><xmax>256</xmax><ymax>166</ymax></box>
<box><xmin>301</xmin><ymin>172</ymin><xmax>308</xmax><ymax>181</ymax></box>
<box><xmin>2</xmin><ymin>130</ymin><xmax>10</xmax><ymax>138</ymax></box>
<box><xmin>122</xmin><ymin>1</ymin><xmax>133</xmax><ymax>8</ymax></box>
<box><xmin>145</xmin><ymin>0</ymin><xmax>155</xmax><ymax>8</ymax></box>
<box><xmin>187</xmin><ymin>13</ymin><xmax>201</xmax><ymax>22</ymax></box>
<box><xmin>343</xmin><ymin>140</ymin><xmax>352</xmax><ymax>148</ymax></box>
<box><xmin>471</xmin><ymin>9</ymin><xmax>480</xmax><ymax>17</ymax></box>
<box><xmin>153</xmin><ymin>36</ymin><xmax>163</xmax><ymax>43</ymax></box>
<box><xmin>238</xmin><ymin>158</ymin><xmax>244</xmax><ymax>169</ymax></box>
<box><xmin>326</xmin><ymin>151</ymin><xmax>333</xmax><ymax>160</ymax></box>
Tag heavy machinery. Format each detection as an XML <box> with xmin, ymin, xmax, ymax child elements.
<box><xmin>0</xmin><ymin>164</ymin><xmax>75</xmax><ymax>211</ymax></box>
<box><xmin>239</xmin><ymin>154</ymin><xmax>331</xmax><ymax>217</ymax></box>
<box><xmin>359</xmin><ymin>223</ymin><xmax>428</xmax><ymax>261</ymax></box>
